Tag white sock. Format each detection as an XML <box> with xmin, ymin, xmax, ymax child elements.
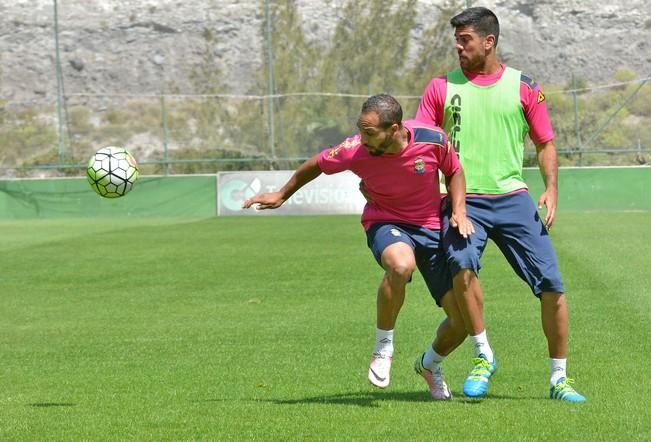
<box><xmin>470</xmin><ymin>330</ymin><xmax>494</xmax><ymax>363</ymax></box>
<box><xmin>423</xmin><ymin>346</ymin><xmax>445</xmax><ymax>371</ymax></box>
<box><xmin>374</xmin><ymin>328</ymin><xmax>394</xmax><ymax>357</ymax></box>
<box><xmin>550</xmin><ymin>358</ymin><xmax>567</xmax><ymax>386</ymax></box>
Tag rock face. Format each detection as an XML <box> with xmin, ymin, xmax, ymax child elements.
<box><xmin>1</xmin><ymin>0</ymin><xmax>650</xmax><ymax>104</ymax></box>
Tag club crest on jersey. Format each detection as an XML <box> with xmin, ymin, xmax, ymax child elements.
<box><xmin>414</xmin><ymin>158</ymin><xmax>426</xmax><ymax>174</ymax></box>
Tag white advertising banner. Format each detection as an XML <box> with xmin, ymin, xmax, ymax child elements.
<box><xmin>217</xmin><ymin>171</ymin><xmax>366</xmax><ymax>216</ymax></box>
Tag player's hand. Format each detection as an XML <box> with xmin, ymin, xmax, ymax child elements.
<box><xmin>537</xmin><ymin>188</ymin><xmax>557</xmax><ymax>230</ymax></box>
<box><xmin>242</xmin><ymin>192</ymin><xmax>285</xmax><ymax>210</ymax></box>
<box><xmin>450</xmin><ymin>211</ymin><xmax>475</xmax><ymax>239</ymax></box>
<box><xmin>359</xmin><ymin>180</ymin><xmax>374</xmax><ymax>203</ymax></box>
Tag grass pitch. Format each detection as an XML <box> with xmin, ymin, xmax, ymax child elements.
<box><xmin>1</xmin><ymin>213</ymin><xmax>650</xmax><ymax>440</ymax></box>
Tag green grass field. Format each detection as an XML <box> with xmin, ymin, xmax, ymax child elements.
<box><xmin>1</xmin><ymin>213</ymin><xmax>650</xmax><ymax>440</ymax></box>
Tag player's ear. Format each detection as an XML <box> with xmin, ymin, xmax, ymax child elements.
<box><xmin>484</xmin><ymin>34</ymin><xmax>496</xmax><ymax>51</ymax></box>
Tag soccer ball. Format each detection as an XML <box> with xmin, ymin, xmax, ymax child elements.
<box><xmin>86</xmin><ymin>146</ymin><xmax>139</xmax><ymax>198</ymax></box>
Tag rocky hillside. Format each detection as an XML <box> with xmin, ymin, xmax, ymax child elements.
<box><xmin>1</xmin><ymin>0</ymin><xmax>650</xmax><ymax>104</ymax></box>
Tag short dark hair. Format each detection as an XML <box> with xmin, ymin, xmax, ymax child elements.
<box><xmin>360</xmin><ymin>94</ymin><xmax>403</xmax><ymax>128</ymax></box>
<box><xmin>450</xmin><ymin>7</ymin><xmax>500</xmax><ymax>46</ymax></box>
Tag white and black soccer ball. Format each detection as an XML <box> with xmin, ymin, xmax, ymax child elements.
<box><xmin>86</xmin><ymin>146</ymin><xmax>139</xmax><ymax>198</ymax></box>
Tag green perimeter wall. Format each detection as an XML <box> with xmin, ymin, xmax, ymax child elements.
<box><xmin>523</xmin><ymin>167</ymin><xmax>650</xmax><ymax>212</ymax></box>
<box><xmin>0</xmin><ymin>167</ymin><xmax>648</xmax><ymax>219</ymax></box>
<box><xmin>0</xmin><ymin>175</ymin><xmax>217</xmax><ymax>219</ymax></box>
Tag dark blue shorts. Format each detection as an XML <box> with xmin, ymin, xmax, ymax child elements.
<box><xmin>366</xmin><ymin>223</ymin><xmax>451</xmax><ymax>306</ymax></box>
<box><xmin>442</xmin><ymin>191</ymin><xmax>564</xmax><ymax>297</ymax></box>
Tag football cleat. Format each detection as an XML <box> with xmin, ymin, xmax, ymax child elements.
<box><xmin>414</xmin><ymin>353</ymin><xmax>452</xmax><ymax>400</ymax></box>
<box><xmin>463</xmin><ymin>353</ymin><xmax>496</xmax><ymax>398</ymax></box>
<box><xmin>549</xmin><ymin>377</ymin><xmax>586</xmax><ymax>402</ymax></box>
<box><xmin>368</xmin><ymin>353</ymin><xmax>392</xmax><ymax>388</ymax></box>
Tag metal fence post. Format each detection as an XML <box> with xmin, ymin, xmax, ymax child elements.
<box><xmin>264</xmin><ymin>0</ymin><xmax>276</xmax><ymax>167</ymax></box>
<box><xmin>160</xmin><ymin>95</ymin><xmax>170</xmax><ymax>175</ymax></box>
<box><xmin>53</xmin><ymin>0</ymin><xmax>66</xmax><ymax>165</ymax></box>
<box><xmin>572</xmin><ymin>73</ymin><xmax>583</xmax><ymax>166</ymax></box>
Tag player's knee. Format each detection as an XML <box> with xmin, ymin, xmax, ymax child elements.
<box><xmin>385</xmin><ymin>269</ymin><xmax>413</xmax><ymax>287</ymax></box>
<box><xmin>541</xmin><ymin>291</ymin><xmax>566</xmax><ymax>308</ymax></box>
<box><xmin>381</xmin><ymin>243</ymin><xmax>416</xmax><ymax>278</ymax></box>
<box><xmin>453</xmin><ymin>267</ymin><xmax>476</xmax><ymax>288</ymax></box>
<box><xmin>388</xmin><ymin>262</ymin><xmax>415</xmax><ymax>282</ymax></box>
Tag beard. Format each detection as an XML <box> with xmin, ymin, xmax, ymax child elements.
<box><xmin>460</xmin><ymin>53</ymin><xmax>485</xmax><ymax>72</ymax></box>
<box><xmin>370</xmin><ymin>136</ymin><xmax>393</xmax><ymax>156</ymax></box>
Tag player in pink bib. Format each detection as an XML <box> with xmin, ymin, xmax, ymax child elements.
<box><xmin>318</xmin><ymin>126</ymin><xmax>455</xmax><ymax>231</ymax></box>
<box><xmin>243</xmin><ymin>94</ymin><xmax>473</xmax><ymax>399</ymax></box>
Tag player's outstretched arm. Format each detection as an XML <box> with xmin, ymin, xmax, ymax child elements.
<box><xmin>446</xmin><ymin>168</ymin><xmax>475</xmax><ymax>239</ymax></box>
<box><xmin>535</xmin><ymin>140</ymin><xmax>559</xmax><ymax>230</ymax></box>
<box><xmin>242</xmin><ymin>155</ymin><xmax>323</xmax><ymax>210</ymax></box>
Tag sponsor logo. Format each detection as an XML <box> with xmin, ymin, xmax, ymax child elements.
<box><xmin>450</xmin><ymin>94</ymin><xmax>462</xmax><ymax>151</ymax></box>
<box><xmin>327</xmin><ymin>137</ymin><xmax>359</xmax><ymax>158</ymax></box>
<box><xmin>327</xmin><ymin>145</ymin><xmax>342</xmax><ymax>158</ymax></box>
<box><xmin>390</xmin><ymin>228</ymin><xmax>401</xmax><ymax>237</ymax></box>
<box><xmin>369</xmin><ymin>368</ymin><xmax>386</xmax><ymax>382</ymax></box>
<box><xmin>220</xmin><ymin>178</ymin><xmax>262</xmax><ymax>211</ymax></box>
<box><xmin>537</xmin><ymin>91</ymin><xmax>546</xmax><ymax>103</ymax></box>
<box><xmin>340</xmin><ymin>137</ymin><xmax>359</xmax><ymax>148</ymax></box>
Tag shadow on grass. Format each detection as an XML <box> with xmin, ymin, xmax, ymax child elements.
<box><xmin>26</xmin><ymin>402</ymin><xmax>76</xmax><ymax>408</ymax></box>
<box><xmin>195</xmin><ymin>389</ymin><xmax>540</xmax><ymax>407</ymax></box>
<box><xmin>273</xmin><ymin>390</ymin><xmax>428</xmax><ymax>407</ymax></box>
<box><xmin>265</xmin><ymin>390</ymin><xmax>533</xmax><ymax>407</ymax></box>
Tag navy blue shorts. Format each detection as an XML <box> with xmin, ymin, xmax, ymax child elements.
<box><xmin>366</xmin><ymin>223</ymin><xmax>451</xmax><ymax>306</ymax></box>
<box><xmin>442</xmin><ymin>191</ymin><xmax>564</xmax><ymax>297</ymax></box>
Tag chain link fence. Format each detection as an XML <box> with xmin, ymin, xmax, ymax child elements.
<box><xmin>1</xmin><ymin>1</ymin><xmax>650</xmax><ymax>177</ymax></box>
